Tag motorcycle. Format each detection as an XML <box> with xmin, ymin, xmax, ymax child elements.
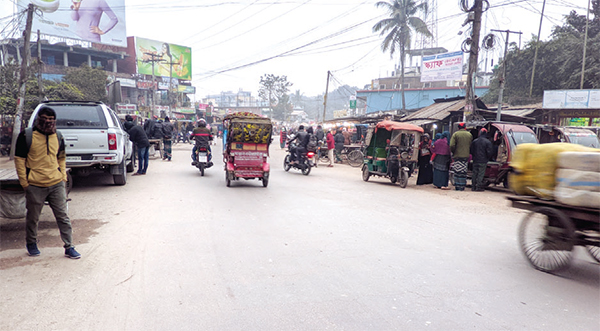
<box><xmin>283</xmin><ymin>142</ymin><xmax>315</xmax><ymax>175</ymax></box>
<box><xmin>192</xmin><ymin>145</ymin><xmax>213</xmax><ymax>176</ymax></box>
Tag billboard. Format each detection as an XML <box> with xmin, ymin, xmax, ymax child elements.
<box><xmin>18</xmin><ymin>0</ymin><xmax>127</xmax><ymax>47</ymax></box>
<box><xmin>543</xmin><ymin>89</ymin><xmax>600</xmax><ymax>109</ymax></box>
<box><xmin>420</xmin><ymin>51</ymin><xmax>463</xmax><ymax>82</ymax></box>
<box><xmin>135</xmin><ymin>37</ymin><xmax>192</xmax><ymax>81</ymax></box>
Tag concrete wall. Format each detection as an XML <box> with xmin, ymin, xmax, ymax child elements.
<box><xmin>357</xmin><ymin>86</ymin><xmax>489</xmax><ymax>113</ymax></box>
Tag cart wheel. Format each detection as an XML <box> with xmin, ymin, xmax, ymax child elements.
<box><xmin>586</xmin><ymin>245</ymin><xmax>600</xmax><ymax>263</ymax></box>
<box><xmin>398</xmin><ymin>170</ymin><xmax>408</xmax><ymax>188</ymax></box>
<box><xmin>518</xmin><ymin>207</ymin><xmax>575</xmax><ymax>272</ymax></box>
<box><xmin>301</xmin><ymin>164</ymin><xmax>311</xmax><ymax>176</ymax></box>
<box><xmin>283</xmin><ymin>155</ymin><xmax>291</xmax><ymax>172</ymax></box>
<box><xmin>225</xmin><ymin>171</ymin><xmax>231</xmax><ymax>187</ymax></box>
<box><xmin>347</xmin><ymin>150</ymin><xmax>364</xmax><ymax>167</ymax></box>
<box><xmin>262</xmin><ymin>172</ymin><xmax>269</xmax><ymax>187</ymax></box>
<box><xmin>319</xmin><ymin>155</ymin><xmax>330</xmax><ymax>164</ymax></box>
<box><xmin>362</xmin><ymin>165</ymin><xmax>370</xmax><ymax>182</ymax></box>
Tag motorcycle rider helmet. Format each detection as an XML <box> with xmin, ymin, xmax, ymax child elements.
<box><xmin>197</xmin><ymin>118</ymin><xmax>207</xmax><ymax>127</ymax></box>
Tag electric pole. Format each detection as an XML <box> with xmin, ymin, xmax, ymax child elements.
<box><xmin>492</xmin><ymin>29</ymin><xmax>522</xmax><ymax>121</ymax></box>
<box><xmin>163</xmin><ymin>60</ymin><xmax>180</xmax><ymax>117</ymax></box>
<box><xmin>10</xmin><ymin>4</ymin><xmax>34</xmax><ymax>160</ymax></box>
<box><xmin>37</xmin><ymin>29</ymin><xmax>44</xmax><ymax>102</ymax></box>
<box><xmin>322</xmin><ymin>71</ymin><xmax>331</xmax><ymax>123</ymax></box>
<box><xmin>143</xmin><ymin>52</ymin><xmax>164</xmax><ymax>118</ymax></box>
<box><xmin>580</xmin><ymin>0</ymin><xmax>591</xmax><ymax>89</ymax></box>
<box><xmin>464</xmin><ymin>0</ymin><xmax>483</xmax><ymax>122</ymax></box>
<box><xmin>528</xmin><ymin>0</ymin><xmax>546</xmax><ymax>97</ymax></box>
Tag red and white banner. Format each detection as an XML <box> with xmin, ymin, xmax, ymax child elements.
<box><xmin>421</xmin><ymin>51</ymin><xmax>463</xmax><ymax>82</ymax></box>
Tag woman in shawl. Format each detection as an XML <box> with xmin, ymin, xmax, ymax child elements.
<box><xmin>431</xmin><ymin>131</ymin><xmax>451</xmax><ymax>189</ymax></box>
<box><xmin>416</xmin><ymin>133</ymin><xmax>434</xmax><ymax>185</ymax></box>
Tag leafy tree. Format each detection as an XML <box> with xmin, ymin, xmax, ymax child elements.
<box><xmin>482</xmin><ymin>1</ymin><xmax>599</xmax><ymax>105</ymax></box>
<box><xmin>258</xmin><ymin>74</ymin><xmax>292</xmax><ymax>120</ymax></box>
<box><xmin>64</xmin><ymin>64</ymin><xmax>108</xmax><ymax>102</ymax></box>
<box><xmin>0</xmin><ymin>59</ymin><xmax>41</xmax><ymax>116</ymax></box>
<box><xmin>273</xmin><ymin>94</ymin><xmax>293</xmax><ymax>121</ymax></box>
<box><xmin>373</xmin><ymin>0</ymin><xmax>431</xmax><ymax>110</ymax></box>
<box><xmin>45</xmin><ymin>81</ymin><xmax>85</xmax><ymax>101</ymax></box>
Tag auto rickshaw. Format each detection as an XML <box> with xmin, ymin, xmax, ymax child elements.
<box><xmin>222</xmin><ymin>112</ymin><xmax>272</xmax><ymax>187</ymax></box>
<box><xmin>361</xmin><ymin>120</ymin><xmax>423</xmax><ymax>188</ymax></box>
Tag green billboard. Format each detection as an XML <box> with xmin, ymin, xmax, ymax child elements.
<box><xmin>135</xmin><ymin>37</ymin><xmax>192</xmax><ymax>80</ymax></box>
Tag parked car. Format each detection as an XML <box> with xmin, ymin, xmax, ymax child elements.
<box><xmin>27</xmin><ymin>101</ymin><xmax>134</xmax><ymax>185</ymax></box>
<box><xmin>534</xmin><ymin>125</ymin><xmax>600</xmax><ymax>148</ymax></box>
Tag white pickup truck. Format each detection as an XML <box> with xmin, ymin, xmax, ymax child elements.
<box><xmin>28</xmin><ymin>101</ymin><xmax>134</xmax><ymax>185</ymax></box>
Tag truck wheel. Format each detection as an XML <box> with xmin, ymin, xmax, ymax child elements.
<box><xmin>126</xmin><ymin>158</ymin><xmax>135</xmax><ymax>173</ymax></box>
<box><xmin>113</xmin><ymin>160</ymin><xmax>127</xmax><ymax>185</ymax></box>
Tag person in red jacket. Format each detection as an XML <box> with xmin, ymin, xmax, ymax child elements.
<box><xmin>326</xmin><ymin>130</ymin><xmax>335</xmax><ymax>167</ymax></box>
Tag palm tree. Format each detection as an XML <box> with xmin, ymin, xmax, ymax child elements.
<box><xmin>373</xmin><ymin>0</ymin><xmax>432</xmax><ymax>110</ymax></box>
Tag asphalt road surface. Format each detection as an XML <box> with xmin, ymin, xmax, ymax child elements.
<box><xmin>1</xmin><ymin>139</ymin><xmax>598</xmax><ymax>330</ymax></box>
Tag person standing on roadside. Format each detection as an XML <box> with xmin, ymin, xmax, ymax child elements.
<box><xmin>124</xmin><ymin>117</ymin><xmax>150</xmax><ymax>175</ymax></box>
<box><xmin>326</xmin><ymin>129</ymin><xmax>335</xmax><ymax>167</ymax></box>
<box><xmin>334</xmin><ymin>129</ymin><xmax>345</xmax><ymax>163</ymax></box>
<box><xmin>470</xmin><ymin>128</ymin><xmax>494</xmax><ymax>191</ymax></box>
<box><xmin>449</xmin><ymin>123</ymin><xmax>473</xmax><ymax>191</ymax></box>
<box><xmin>144</xmin><ymin>115</ymin><xmax>157</xmax><ymax>138</ymax></box>
<box><xmin>161</xmin><ymin>116</ymin><xmax>174</xmax><ymax>161</ymax></box>
<box><xmin>14</xmin><ymin>106</ymin><xmax>81</xmax><ymax>259</ymax></box>
<box><xmin>315</xmin><ymin>125</ymin><xmax>325</xmax><ymax>143</ymax></box>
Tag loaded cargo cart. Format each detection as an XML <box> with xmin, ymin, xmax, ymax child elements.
<box><xmin>508</xmin><ymin>195</ymin><xmax>599</xmax><ymax>272</ymax></box>
<box><xmin>508</xmin><ymin>144</ymin><xmax>600</xmax><ymax>272</ymax></box>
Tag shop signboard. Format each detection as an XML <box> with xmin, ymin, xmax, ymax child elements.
<box><xmin>176</xmin><ymin>107</ymin><xmax>195</xmax><ymax>114</ymax></box>
<box><xmin>177</xmin><ymin>85</ymin><xmax>196</xmax><ymax>94</ymax></box>
<box><xmin>18</xmin><ymin>0</ymin><xmax>127</xmax><ymax>47</ymax></box>
<box><xmin>158</xmin><ymin>77</ymin><xmax>179</xmax><ymax>90</ymax></box>
<box><xmin>118</xmin><ymin>78</ymin><xmax>136</xmax><ymax>88</ymax></box>
<box><xmin>543</xmin><ymin>89</ymin><xmax>600</xmax><ymax>109</ymax></box>
<box><xmin>136</xmin><ymin>80</ymin><xmax>156</xmax><ymax>90</ymax></box>
<box><xmin>116</xmin><ymin>104</ymin><xmax>137</xmax><ymax>112</ymax></box>
<box><xmin>421</xmin><ymin>51</ymin><xmax>463</xmax><ymax>82</ymax></box>
<box><xmin>135</xmin><ymin>37</ymin><xmax>192</xmax><ymax>80</ymax></box>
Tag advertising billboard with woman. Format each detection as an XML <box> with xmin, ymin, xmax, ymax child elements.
<box><xmin>18</xmin><ymin>0</ymin><xmax>127</xmax><ymax>47</ymax></box>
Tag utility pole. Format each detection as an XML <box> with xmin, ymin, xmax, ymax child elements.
<box><xmin>464</xmin><ymin>0</ymin><xmax>483</xmax><ymax>122</ymax></box>
<box><xmin>528</xmin><ymin>0</ymin><xmax>546</xmax><ymax>97</ymax></box>
<box><xmin>143</xmin><ymin>52</ymin><xmax>164</xmax><ymax>118</ymax></box>
<box><xmin>163</xmin><ymin>60</ymin><xmax>179</xmax><ymax>117</ymax></box>
<box><xmin>492</xmin><ymin>29</ymin><xmax>522</xmax><ymax>122</ymax></box>
<box><xmin>322</xmin><ymin>71</ymin><xmax>331</xmax><ymax>123</ymax></box>
<box><xmin>10</xmin><ymin>4</ymin><xmax>34</xmax><ymax>160</ymax></box>
<box><xmin>580</xmin><ymin>0</ymin><xmax>591</xmax><ymax>89</ymax></box>
<box><xmin>37</xmin><ymin>29</ymin><xmax>44</xmax><ymax>102</ymax></box>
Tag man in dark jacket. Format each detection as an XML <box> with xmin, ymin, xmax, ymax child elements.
<box><xmin>289</xmin><ymin>125</ymin><xmax>307</xmax><ymax>163</ymax></box>
<box><xmin>124</xmin><ymin>120</ymin><xmax>150</xmax><ymax>175</ymax></box>
<box><xmin>315</xmin><ymin>125</ymin><xmax>325</xmax><ymax>142</ymax></box>
<box><xmin>470</xmin><ymin>128</ymin><xmax>494</xmax><ymax>191</ymax></box>
<box><xmin>161</xmin><ymin>116</ymin><xmax>174</xmax><ymax>161</ymax></box>
<box><xmin>334</xmin><ymin>129</ymin><xmax>345</xmax><ymax>163</ymax></box>
<box><xmin>144</xmin><ymin>115</ymin><xmax>157</xmax><ymax>138</ymax></box>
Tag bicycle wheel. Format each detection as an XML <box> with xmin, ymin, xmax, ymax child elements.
<box><xmin>347</xmin><ymin>150</ymin><xmax>364</xmax><ymax>167</ymax></box>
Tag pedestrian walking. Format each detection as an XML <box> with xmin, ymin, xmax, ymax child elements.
<box><xmin>416</xmin><ymin>133</ymin><xmax>434</xmax><ymax>185</ymax></box>
<box><xmin>470</xmin><ymin>128</ymin><xmax>494</xmax><ymax>191</ymax></box>
<box><xmin>14</xmin><ymin>106</ymin><xmax>81</xmax><ymax>259</ymax></box>
<box><xmin>326</xmin><ymin>130</ymin><xmax>335</xmax><ymax>167</ymax></box>
<box><xmin>124</xmin><ymin>118</ymin><xmax>150</xmax><ymax>175</ymax></box>
<box><xmin>449</xmin><ymin>123</ymin><xmax>473</xmax><ymax>191</ymax></box>
<box><xmin>334</xmin><ymin>129</ymin><xmax>345</xmax><ymax>163</ymax></box>
<box><xmin>162</xmin><ymin>116</ymin><xmax>174</xmax><ymax>161</ymax></box>
<box><xmin>431</xmin><ymin>131</ymin><xmax>451</xmax><ymax>189</ymax></box>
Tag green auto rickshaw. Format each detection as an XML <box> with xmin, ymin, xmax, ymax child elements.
<box><xmin>362</xmin><ymin>120</ymin><xmax>423</xmax><ymax>188</ymax></box>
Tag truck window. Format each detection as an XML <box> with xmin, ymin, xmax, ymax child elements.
<box><xmin>48</xmin><ymin>105</ymin><xmax>108</xmax><ymax>129</ymax></box>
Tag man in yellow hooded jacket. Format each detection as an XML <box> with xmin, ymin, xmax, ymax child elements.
<box><xmin>14</xmin><ymin>106</ymin><xmax>80</xmax><ymax>259</ymax></box>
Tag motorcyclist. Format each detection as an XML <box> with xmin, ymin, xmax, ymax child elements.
<box><xmin>191</xmin><ymin>118</ymin><xmax>213</xmax><ymax>166</ymax></box>
<box><xmin>288</xmin><ymin>125</ymin><xmax>308</xmax><ymax>164</ymax></box>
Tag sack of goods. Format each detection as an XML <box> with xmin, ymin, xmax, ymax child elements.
<box><xmin>554</xmin><ymin>152</ymin><xmax>600</xmax><ymax>208</ymax></box>
<box><xmin>509</xmin><ymin>143</ymin><xmax>597</xmax><ymax>199</ymax></box>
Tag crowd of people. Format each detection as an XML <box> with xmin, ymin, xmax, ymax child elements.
<box><xmin>280</xmin><ymin>125</ymin><xmax>356</xmax><ymax>168</ymax></box>
<box><xmin>415</xmin><ymin>123</ymin><xmax>495</xmax><ymax>192</ymax></box>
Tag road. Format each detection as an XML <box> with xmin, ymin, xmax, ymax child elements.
<box><xmin>1</xmin><ymin>139</ymin><xmax>598</xmax><ymax>330</ymax></box>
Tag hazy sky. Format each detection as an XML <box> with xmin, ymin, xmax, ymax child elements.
<box><xmin>3</xmin><ymin>0</ymin><xmax>590</xmax><ymax>99</ymax></box>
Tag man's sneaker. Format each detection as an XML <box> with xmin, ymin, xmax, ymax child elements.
<box><xmin>64</xmin><ymin>247</ymin><xmax>81</xmax><ymax>259</ymax></box>
<box><xmin>26</xmin><ymin>243</ymin><xmax>40</xmax><ymax>256</ymax></box>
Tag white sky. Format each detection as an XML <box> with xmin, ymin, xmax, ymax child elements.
<box><xmin>2</xmin><ymin>0</ymin><xmax>590</xmax><ymax>99</ymax></box>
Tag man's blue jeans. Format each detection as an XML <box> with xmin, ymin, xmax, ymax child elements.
<box><xmin>137</xmin><ymin>146</ymin><xmax>149</xmax><ymax>174</ymax></box>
